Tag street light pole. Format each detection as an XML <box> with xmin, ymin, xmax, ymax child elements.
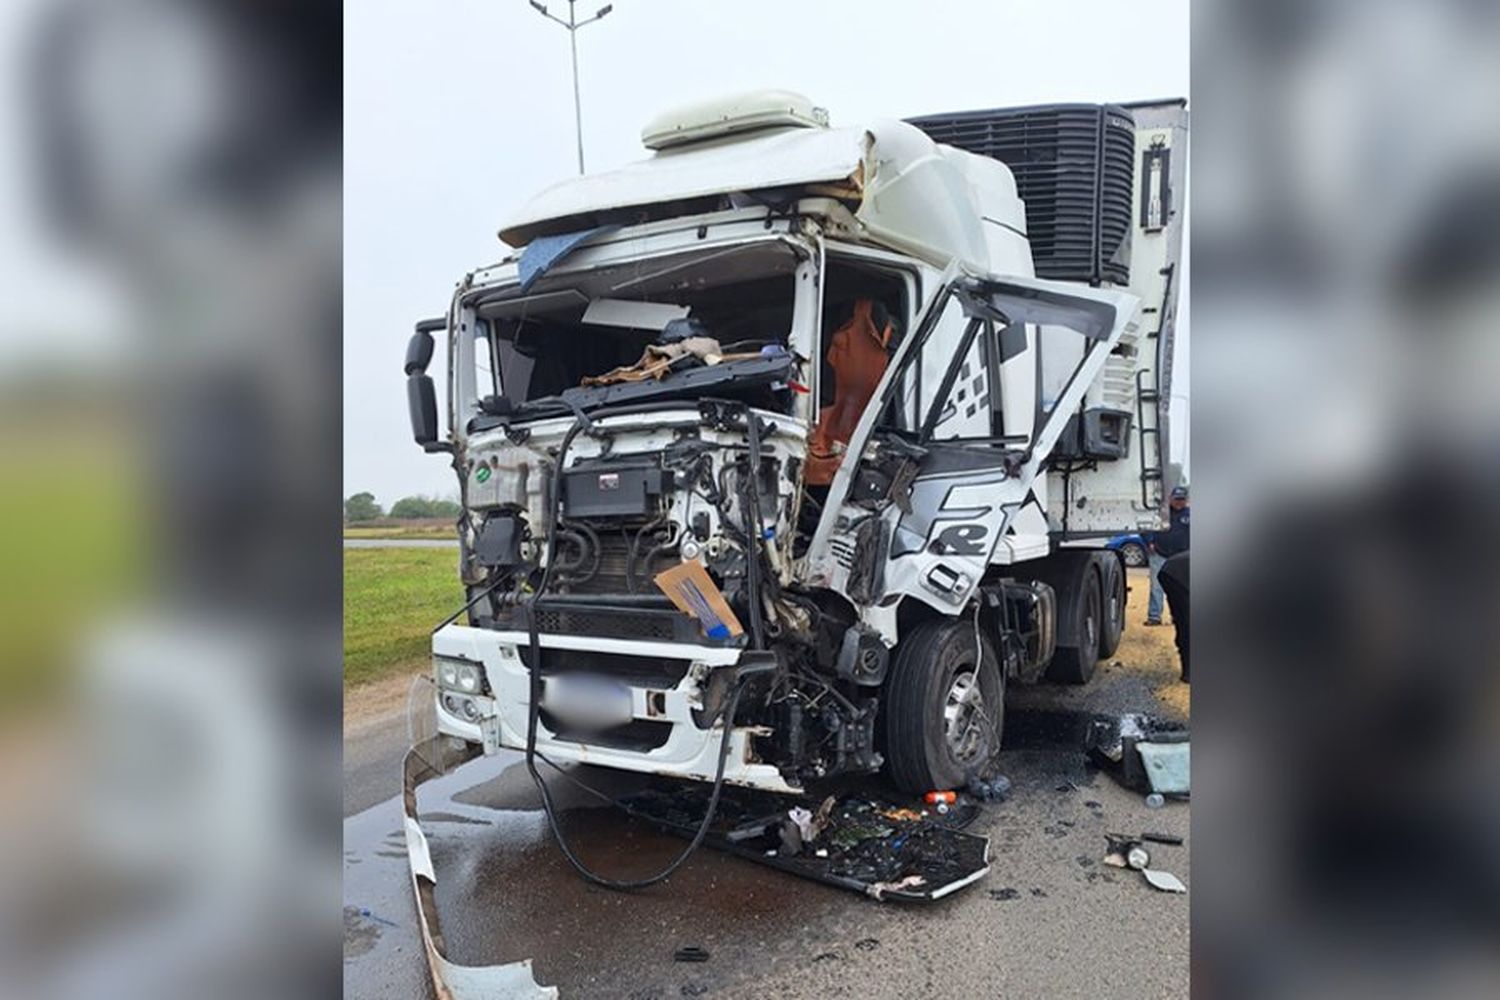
<box><xmin>528</xmin><ymin>1</ymin><xmax>614</xmax><ymax>175</ymax></box>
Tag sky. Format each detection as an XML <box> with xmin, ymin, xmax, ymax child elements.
<box><xmin>344</xmin><ymin>0</ymin><xmax>1190</xmax><ymax>506</ymax></box>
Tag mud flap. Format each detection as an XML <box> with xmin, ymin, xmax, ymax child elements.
<box><xmin>402</xmin><ymin>736</ymin><xmax>560</xmax><ymax>999</ymax></box>
<box><xmin>621</xmin><ymin>786</ymin><xmax>991</xmax><ymax>902</ymax></box>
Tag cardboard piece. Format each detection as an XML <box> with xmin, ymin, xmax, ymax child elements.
<box><xmin>653</xmin><ymin>560</ymin><xmax>744</xmax><ymax>639</ymax></box>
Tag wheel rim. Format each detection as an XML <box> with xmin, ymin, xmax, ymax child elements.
<box><xmin>1085</xmin><ymin>589</ymin><xmax>1099</xmax><ymax>650</ymax></box>
<box><xmin>943</xmin><ymin>669</ymin><xmax>989</xmax><ymax>764</ymax></box>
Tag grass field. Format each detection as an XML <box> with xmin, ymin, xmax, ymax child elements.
<box><xmin>343</xmin><ymin>547</ymin><xmax>463</xmax><ymax>687</ymax></box>
<box><xmin>344</xmin><ymin>518</ymin><xmax>455</xmax><ymax>541</ymax></box>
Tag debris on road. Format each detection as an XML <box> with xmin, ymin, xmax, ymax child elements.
<box><xmin>1085</xmin><ymin>713</ymin><xmax>1190</xmax><ymax>796</ymax></box>
<box><xmin>966</xmin><ymin>773</ymin><xmax>1012</xmax><ymax>802</ymax></box>
<box><xmin>402</xmin><ymin>736</ymin><xmax>559</xmax><ymax>999</ymax></box>
<box><xmin>674</xmin><ymin>946</ymin><xmax>711</xmax><ymax>963</ymax></box>
<box><xmin>1102</xmin><ymin>833</ymin><xmax>1188</xmax><ymax>894</ymax></box>
<box><xmin>1136</xmin><ymin>740</ymin><xmax>1190</xmax><ymax>795</ymax></box>
<box><xmin>622</xmin><ymin>784</ymin><xmax>991</xmax><ymax>903</ymax></box>
<box><xmin>1143</xmin><ymin>869</ymin><xmax>1188</xmax><ymax>893</ymax></box>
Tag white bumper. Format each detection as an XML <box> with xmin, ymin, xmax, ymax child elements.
<box><xmin>431</xmin><ymin>624</ymin><xmax>797</xmax><ymax>793</ymax></box>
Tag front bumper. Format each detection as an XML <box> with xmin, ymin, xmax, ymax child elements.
<box><xmin>431</xmin><ymin>623</ymin><xmax>797</xmax><ymax>793</ymax></box>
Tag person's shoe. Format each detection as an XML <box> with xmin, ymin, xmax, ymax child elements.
<box><xmin>1143</xmin><ymin>618</ymin><xmax>1163</xmax><ymax>626</ymax></box>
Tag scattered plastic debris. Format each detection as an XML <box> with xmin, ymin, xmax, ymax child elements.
<box><xmin>1137</xmin><ymin>740</ymin><xmax>1190</xmax><ymax>795</ymax></box>
<box><xmin>1143</xmin><ymin>869</ymin><xmax>1187</xmax><ymax>893</ymax></box>
<box><xmin>1102</xmin><ymin>833</ymin><xmax>1188</xmax><ymax>894</ymax></box>
<box><xmin>621</xmin><ymin>785</ymin><xmax>990</xmax><ymax>902</ymax></box>
<box><xmin>867</xmin><ymin>874</ymin><xmax>927</xmax><ymax>900</ymax></box>
<box><xmin>880</xmin><ymin>807</ymin><xmax>924</xmax><ymax>822</ymax></box>
<box><xmin>357</xmin><ymin>907</ymin><xmax>399</xmax><ymax>928</ymax></box>
<box><xmin>1146</xmin><ymin>793</ymin><xmax>1165</xmax><ymax>809</ymax></box>
<box><xmin>924</xmin><ymin>791</ymin><xmax>957</xmax><ymax>805</ymax></box>
<box><xmin>1086</xmin><ymin>714</ymin><xmax>1190</xmax><ymax>795</ymax></box>
<box><xmin>788</xmin><ymin>806</ymin><xmax>815</xmax><ymax>842</ymax></box>
<box><xmin>966</xmin><ymin>773</ymin><xmax>1012</xmax><ymax>802</ymax></box>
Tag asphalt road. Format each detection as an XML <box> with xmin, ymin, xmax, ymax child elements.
<box><xmin>343</xmin><ymin>640</ymin><xmax>1189</xmax><ymax>998</ymax></box>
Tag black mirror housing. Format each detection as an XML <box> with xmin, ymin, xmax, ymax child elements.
<box><xmin>405</xmin><ymin>330</ymin><xmax>435</xmax><ymax>375</ymax></box>
<box><xmin>407</xmin><ymin>373</ymin><xmax>445</xmax><ymax>450</ymax></box>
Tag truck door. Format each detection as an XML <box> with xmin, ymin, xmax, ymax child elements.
<box><xmin>806</xmin><ymin>274</ymin><xmax>1139</xmax><ymax>615</ymax></box>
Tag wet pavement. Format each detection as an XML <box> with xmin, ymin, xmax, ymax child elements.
<box><xmin>343</xmin><ymin>657</ymin><xmax>1190</xmax><ymax>999</ymax></box>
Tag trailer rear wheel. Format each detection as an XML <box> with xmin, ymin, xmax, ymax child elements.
<box><xmin>1097</xmin><ymin>552</ymin><xmax>1125</xmax><ymax>659</ymax></box>
<box><xmin>1047</xmin><ymin>565</ymin><xmax>1101</xmax><ymax>685</ymax></box>
<box><xmin>882</xmin><ymin>618</ymin><xmax>1003</xmax><ymax>793</ymax></box>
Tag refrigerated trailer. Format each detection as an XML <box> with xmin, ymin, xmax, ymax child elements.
<box><xmin>403</xmin><ymin>90</ymin><xmax>1186</xmax><ymax>800</ymax></box>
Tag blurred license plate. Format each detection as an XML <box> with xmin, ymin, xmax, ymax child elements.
<box><xmin>542</xmin><ymin>674</ymin><xmax>635</xmax><ymax>731</ymax></box>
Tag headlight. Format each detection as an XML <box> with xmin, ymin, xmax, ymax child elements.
<box><xmin>436</xmin><ymin>657</ymin><xmax>483</xmax><ymax>693</ymax></box>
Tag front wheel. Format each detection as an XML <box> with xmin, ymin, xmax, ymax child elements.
<box><xmin>882</xmin><ymin>619</ymin><xmax>1004</xmax><ymax>793</ymax></box>
<box><xmin>1120</xmin><ymin>541</ymin><xmax>1147</xmax><ymax>567</ymax></box>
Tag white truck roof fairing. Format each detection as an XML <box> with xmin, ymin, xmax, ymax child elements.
<box><xmin>499</xmin><ymin>94</ymin><xmax>1030</xmax><ymax>275</ymax></box>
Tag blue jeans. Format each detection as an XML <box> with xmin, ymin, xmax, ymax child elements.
<box><xmin>1148</xmin><ymin>552</ymin><xmax>1166</xmax><ymax>621</ymax></box>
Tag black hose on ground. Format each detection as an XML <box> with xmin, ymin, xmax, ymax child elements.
<box><xmin>522</xmin><ymin>415</ymin><xmax>753</xmax><ymax>890</ymax></box>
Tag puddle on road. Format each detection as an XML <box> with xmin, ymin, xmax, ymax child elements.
<box><xmin>345</xmin><ymin>702</ymin><xmax>1146</xmax><ymax>998</ymax></box>
<box><xmin>344</xmin><ymin>749</ymin><xmax>845</xmax><ymax>999</ymax></box>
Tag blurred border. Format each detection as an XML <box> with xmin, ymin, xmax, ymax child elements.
<box><xmin>0</xmin><ymin>2</ymin><xmax>341</xmax><ymax>998</ymax></box>
<box><xmin>1194</xmin><ymin>1</ymin><xmax>1500</xmax><ymax>997</ymax></box>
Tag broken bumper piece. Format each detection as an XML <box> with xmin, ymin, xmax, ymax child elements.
<box><xmin>432</xmin><ymin>623</ymin><xmax>798</xmax><ymax>792</ymax></box>
<box><xmin>621</xmin><ymin>786</ymin><xmax>992</xmax><ymax>902</ymax></box>
<box><xmin>403</xmin><ymin>736</ymin><xmax>559</xmax><ymax>1000</ymax></box>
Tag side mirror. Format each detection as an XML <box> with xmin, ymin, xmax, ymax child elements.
<box><xmin>405</xmin><ymin>330</ymin><xmax>434</xmax><ymax>375</ymax></box>
<box><xmin>408</xmin><ymin>373</ymin><xmax>444</xmax><ymax>450</ymax></box>
<box><xmin>406</xmin><ymin>318</ymin><xmax>450</xmax><ymax>452</ymax></box>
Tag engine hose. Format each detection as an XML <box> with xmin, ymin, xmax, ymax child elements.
<box><xmin>741</xmin><ymin>407</ymin><xmax>767</xmax><ymax>649</ymax></box>
<box><xmin>522</xmin><ymin>416</ymin><xmax>749</xmax><ymax>890</ymax></box>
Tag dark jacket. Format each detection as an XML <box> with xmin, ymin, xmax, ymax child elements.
<box><xmin>1150</xmin><ymin>505</ymin><xmax>1191</xmax><ymax>558</ymax></box>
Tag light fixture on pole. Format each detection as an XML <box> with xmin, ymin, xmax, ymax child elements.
<box><xmin>527</xmin><ymin>1</ymin><xmax>614</xmax><ymax>175</ymax></box>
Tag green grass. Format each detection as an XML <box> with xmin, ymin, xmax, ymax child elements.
<box><xmin>343</xmin><ymin>547</ymin><xmax>464</xmax><ymax>687</ymax></box>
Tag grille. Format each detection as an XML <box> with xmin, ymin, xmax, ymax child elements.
<box><xmin>533</xmin><ymin>606</ymin><xmax>678</xmax><ymax>642</ymax></box>
<box><xmin>907</xmin><ymin>104</ymin><xmax>1136</xmax><ymax>286</ymax></box>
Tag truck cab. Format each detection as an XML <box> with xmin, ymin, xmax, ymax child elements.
<box><xmin>404</xmin><ymin>90</ymin><xmax>1186</xmax><ymax>794</ymax></box>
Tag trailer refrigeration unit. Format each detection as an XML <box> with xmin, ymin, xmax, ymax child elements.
<box><xmin>403</xmin><ymin>88</ymin><xmax>1186</xmax><ymax>835</ymax></box>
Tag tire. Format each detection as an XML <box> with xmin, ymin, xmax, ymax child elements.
<box><xmin>1097</xmin><ymin>552</ymin><xmax>1125</xmax><ymax>659</ymax></box>
<box><xmin>1120</xmin><ymin>541</ymin><xmax>1147</xmax><ymax>568</ymax></box>
<box><xmin>882</xmin><ymin>619</ymin><xmax>1004</xmax><ymax>793</ymax></box>
<box><xmin>1047</xmin><ymin>565</ymin><xmax>1101</xmax><ymax>685</ymax></box>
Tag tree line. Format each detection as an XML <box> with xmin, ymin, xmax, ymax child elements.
<box><xmin>344</xmin><ymin>492</ymin><xmax>460</xmax><ymax>521</ymax></box>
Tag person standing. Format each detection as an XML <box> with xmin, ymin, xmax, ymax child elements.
<box><xmin>1145</xmin><ymin>485</ymin><xmax>1190</xmax><ymax>626</ymax></box>
<box><xmin>1158</xmin><ymin>550</ymin><xmax>1190</xmax><ymax>682</ymax></box>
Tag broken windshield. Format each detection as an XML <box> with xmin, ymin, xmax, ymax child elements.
<box><xmin>466</xmin><ymin>241</ymin><xmax>803</xmax><ymax>423</ymax></box>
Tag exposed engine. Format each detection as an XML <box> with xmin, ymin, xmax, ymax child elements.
<box><xmin>455</xmin><ymin>399</ymin><xmax>893</xmax><ymax>786</ymax></box>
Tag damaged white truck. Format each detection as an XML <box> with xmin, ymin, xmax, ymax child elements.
<box><xmin>404</xmin><ymin>91</ymin><xmax>1186</xmax><ymax>810</ymax></box>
